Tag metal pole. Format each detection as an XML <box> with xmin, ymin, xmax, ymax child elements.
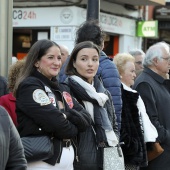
<box><xmin>86</xmin><ymin>0</ymin><xmax>100</xmax><ymax>21</ymax></box>
<box><xmin>0</xmin><ymin>0</ymin><xmax>13</xmax><ymax>77</ymax></box>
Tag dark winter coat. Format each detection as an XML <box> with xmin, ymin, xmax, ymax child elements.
<box><xmin>16</xmin><ymin>70</ymin><xmax>91</xmax><ymax>165</ymax></box>
<box><xmin>64</xmin><ymin>76</ymin><xmax>118</xmax><ymax>170</ymax></box>
<box><xmin>0</xmin><ymin>106</ymin><xmax>27</xmax><ymax>170</ymax></box>
<box><xmin>120</xmin><ymin>85</ymin><xmax>147</xmax><ymax>167</ymax></box>
<box><xmin>97</xmin><ymin>51</ymin><xmax>122</xmax><ymax>131</ymax></box>
<box><xmin>133</xmin><ymin>67</ymin><xmax>170</xmax><ymax>170</ymax></box>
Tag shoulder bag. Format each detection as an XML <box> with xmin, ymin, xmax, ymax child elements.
<box><xmin>21</xmin><ymin>136</ymin><xmax>54</xmax><ymax>162</ymax></box>
<box><xmin>103</xmin><ymin>145</ymin><xmax>125</xmax><ymax>170</ymax></box>
<box><xmin>147</xmin><ymin>142</ymin><xmax>164</xmax><ymax>161</ymax></box>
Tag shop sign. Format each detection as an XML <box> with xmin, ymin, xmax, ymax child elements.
<box><xmin>100</xmin><ymin>12</ymin><xmax>136</xmax><ymax>36</ymax></box>
<box><xmin>154</xmin><ymin>6</ymin><xmax>170</xmax><ymax>20</ymax></box>
<box><xmin>136</xmin><ymin>20</ymin><xmax>158</xmax><ymax>38</ymax></box>
<box><xmin>51</xmin><ymin>26</ymin><xmax>76</xmax><ymax>41</ymax></box>
<box><xmin>13</xmin><ymin>7</ymin><xmax>136</xmax><ymax>36</ymax></box>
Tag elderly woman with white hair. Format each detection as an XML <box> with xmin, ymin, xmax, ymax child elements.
<box><xmin>114</xmin><ymin>53</ymin><xmax>158</xmax><ymax>170</ymax></box>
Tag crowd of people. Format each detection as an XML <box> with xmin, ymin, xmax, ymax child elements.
<box><xmin>0</xmin><ymin>20</ymin><xmax>170</xmax><ymax>170</ymax></box>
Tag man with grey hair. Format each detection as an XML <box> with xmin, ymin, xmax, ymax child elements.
<box><xmin>129</xmin><ymin>49</ymin><xmax>145</xmax><ymax>77</ymax></box>
<box><xmin>133</xmin><ymin>42</ymin><xmax>170</xmax><ymax>169</ymax></box>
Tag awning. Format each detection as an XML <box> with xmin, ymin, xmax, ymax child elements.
<box><xmin>105</xmin><ymin>0</ymin><xmax>165</xmax><ymax>6</ymax></box>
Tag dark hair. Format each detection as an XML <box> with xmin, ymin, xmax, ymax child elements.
<box><xmin>75</xmin><ymin>20</ymin><xmax>105</xmax><ymax>49</ymax></box>
<box><xmin>65</xmin><ymin>41</ymin><xmax>100</xmax><ymax>79</ymax></box>
<box><xmin>13</xmin><ymin>39</ymin><xmax>60</xmax><ymax>96</ymax></box>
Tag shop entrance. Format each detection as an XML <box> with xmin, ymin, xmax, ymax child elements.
<box><xmin>13</xmin><ymin>28</ymin><xmax>50</xmax><ymax>60</ymax></box>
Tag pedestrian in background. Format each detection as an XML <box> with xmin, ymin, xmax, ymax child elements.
<box><xmin>59</xmin><ymin>20</ymin><xmax>122</xmax><ymax>132</ymax></box>
<box><xmin>133</xmin><ymin>41</ymin><xmax>170</xmax><ymax>170</ymax></box>
<box><xmin>0</xmin><ymin>105</ymin><xmax>27</xmax><ymax>170</ymax></box>
<box><xmin>0</xmin><ymin>59</ymin><xmax>25</xmax><ymax>126</ymax></box>
<box><xmin>114</xmin><ymin>53</ymin><xmax>158</xmax><ymax>170</ymax></box>
<box><xmin>65</xmin><ymin>41</ymin><xmax>119</xmax><ymax>170</ymax></box>
<box><xmin>13</xmin><ymin>39</ymin><xmax>91</xmax><ymax>170</ymax></box>
<box><xmin>129</xmin><ymin>49</ymin><xmax>145</xmax><ymax>78</ymax></box>
<box><xmin>59</xmin><ymin>44</ymin><xmax>69</xmax><ymax>65</ymax></box>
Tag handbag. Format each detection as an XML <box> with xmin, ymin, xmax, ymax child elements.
<box><xmin>21</xmin><ymin>136</ymin><xmax>54</xmax><ymax>162</ymax></box>
<box><xmin>103</xmin><ymin>145</ymin><xmax>125</xmax><ymax>170</ymax></box>
<box><xmin>147</xmin><ymin>142</ymin><xmax>164</xmax><ymax>161</ymax></box>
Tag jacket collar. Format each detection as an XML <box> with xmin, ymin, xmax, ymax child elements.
<box><xmin>99</xmin><ymin>51</ymin><xmax>113</xmax><ymax>62</ymax></box>
<box><xmin>122</xmin><ymin>83</ymin><xmax>137</xmax><ymax>93</ymax></box>
<box><xmin>143</xmin><ymin>67</ymin><xmax>165</xmax><ymax>84</ymax></box>
<box><xmin>31</xmin><ymin>70</ymin><xmax>59</xmax><ymax>90</ymax></box>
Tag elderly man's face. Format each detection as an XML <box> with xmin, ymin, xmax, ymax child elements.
<box><xmin>156</xmin><ymin>49</ymin><xmax>170</xmax><ymax>78</ymax></box>
<box><xmin>60</xmin><ymin>46</ymin><xmax>69</xmax><ymax>65</ymax></box>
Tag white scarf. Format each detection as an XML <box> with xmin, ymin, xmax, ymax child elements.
<box><xmin>70</xmin><ymin>75</ymin><xmax>119</xmax><ymax>146</ymax></box>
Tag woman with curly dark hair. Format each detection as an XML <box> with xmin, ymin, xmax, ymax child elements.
<box><xmin>0</xmin><ymin>59</ymin><xmax>25</xmax><ymax>125</ymax></box>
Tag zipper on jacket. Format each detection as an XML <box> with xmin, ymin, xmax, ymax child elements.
<box><xmin>71</xmin><ymin>138</ymin><xmax>79</xmax><ymax>162</ymax></box>
<box><xmin>56</xmin><ymin>140</ymin><xmax>62</xmax><ymax>163</ymax></box>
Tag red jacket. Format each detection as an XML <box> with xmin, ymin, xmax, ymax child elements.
<box><xmin>0</xmin><ymin>92</ymin><xmax>17</xmax><ymax>126</ymax></box>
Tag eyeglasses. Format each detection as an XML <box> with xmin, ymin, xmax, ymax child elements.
<box><xmin>162</xmin><ymin>57</ymin><xmax>170</xmax><ymax>62</ymax></box>
<box><xmin>135</xmin><ymin>61</ymin><xmax>142</xmax><ymax>65</ymax></box>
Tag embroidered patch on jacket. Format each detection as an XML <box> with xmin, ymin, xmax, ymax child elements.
<box><xmin>63</xmin><ymin>91</ymin><xmax>74</xmax><ymax>109</ymax></box>
<box><xmin>33</xmin><ymin>89</ymin><xmax>51</xmax><ymax>106</ymax></box>
<box><xmin>44</xmin><ymin>86</ymin><xmax>56</xmax><ymax>106</ymax></box>
<box><xmin>48</xmin><ymin>93</ymin><xmax>56</xmax><ymax>107</ymax></box>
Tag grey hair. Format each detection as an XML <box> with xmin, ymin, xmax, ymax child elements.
<box><xmin>129</xmin><ymin>49</ymin><xmax>145</xmax><ymax>58</ymax></box>
<box><xmin>143</xmin><ymin>41</ymin><xmax>170</xmax><ymax>67</ymax></box>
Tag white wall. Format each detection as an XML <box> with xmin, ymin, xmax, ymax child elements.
<box><xmin>119</xmin><ymin>35</ymin><xmax>142</xmax><ymax>53</ymax></box>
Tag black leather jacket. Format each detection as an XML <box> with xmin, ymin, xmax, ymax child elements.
<box><xmin>16</xmin><ymin>70</ymin><xmax>91</xmax><ymax>165</ymax></box>
<box><xmin>0</xmin><ymin>106</ymin><xmax>27</xmax><ymax>170</ymax></box>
